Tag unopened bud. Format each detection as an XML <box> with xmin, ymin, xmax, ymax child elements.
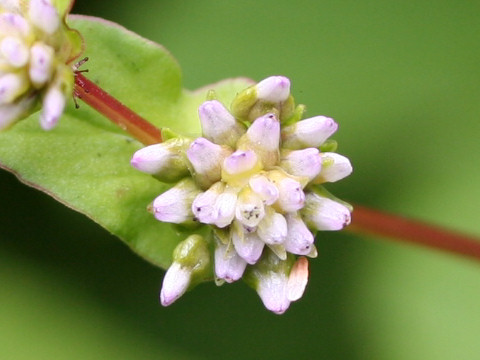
<box><xmin>257</xmin><ymin>209</ymin><xmax>287</xmax><ymax>245</ymax></box>
<box><xmin>1</xmin><ymin>36</ymin><xmax>29</xmax><ymax>67</ymax></box>
<box><xmin>231</xmin><ymin>222</ymin><xmax>265</xmax><ymax>264</ymax></box>
<box><xmin>302</xmin><ymin>192</ymin><xmax>351</xmax><ymax>231</ymax></box>
<box><xmin>275</xmin><ymin>176</ymin><xmax>305</xmax><ymax>213</ymax></box>
<box><xmin>198</xmin><ymin>100</ymin><xmax>245</xmax><ymax>147</ymax></box>
<box><xmin>283</xmin><ymin>213</ymin><xmax>314</xmax><ymax>255</ymax></box>
<box><xmin>315</xmin><ymin>152</ymin><xmax>353</xmax><ymax>183</ymax></box>
<box><xmin>40</xmin><ymin>85</ymin><xmax>66</xmax><ymax>130</ymax></box>
<box><xmin>152</xmin><ymin>179</ymin><xmax>200</xmax><ymax>224</ymax></box>
<box><xmin>0</xmin><ymin>72</ymin><xmax>28</xmax><ymax>105</ymax></box>
<box><xmin>282</xmin><ymin>116</ymin><xmax>338</xmax><ymax>149</ymax></box>
<box><xmin>28</xmin><ymin>0</ymin><xmax>60</xmax><ymax>35</ymax></box>
<box><xmin>187</xmin><ymin>137</ymin><xmax>232</xmax><ymax>189</ymax></box>
<box><xmin>235</xmin><ymin>187</ymin><xmax>265</xmax><ymax>228</ymax></box>
<box><xmin>249</xmin><ymin>174</ymin><xmax>279</xmax><ymax>205</ymax></box>
<box><xmin>29</xmin><ymin>43</ymin><xmax>54</xmax><ymax>87</ymax></box>
<box><xmin>280</xmin><ymin>148</ymin><xmax>322</xmax><ymax>181</ymax></box>
<box><xmin>191</xmin><ymin>182</ymin><xmax>224</xmax><ymax>224</ymax></box>
<box><xmin>130</xmin><ymin>138</ymin><xmax>190</xmax><ymax>182</ymax></box>
<box><xmin>212</xmin><ymin>186</ymin><xmax>237</xmax><ymax>228</ymax></box>
<box><xmin>222</xmin><ymin>150</ymin><xmax>262</xmax><ymax>186</ymax></box>
<box><xmin>286</xmin><ymin>257</ymin><xmax>309</xmax><ymax>301</ymax></box>
<box><xmin>256</xmin><ymin>76</ymin><xmax>290</xmax><ymax>103</ymax></box>
<box><xmin>214</xmin><ymin>237</ymin><xmax>247</xmax><ymax>283</ymax></box>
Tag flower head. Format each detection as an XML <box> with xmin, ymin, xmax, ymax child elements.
<box><xmin>0</xmin><ymin>0</ymin><xmax>83</xmax><ymax>130</ymax></box>
<box><xmin>132</xmin><ymin>75</ymin><xmax>353</xmax><ymax>313</ymax></box>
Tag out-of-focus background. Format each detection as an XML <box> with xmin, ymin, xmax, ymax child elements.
<box><xmin>1</xmin><ymin>1</ymin><xmax>479</xmax><ymax>359</ymax></box>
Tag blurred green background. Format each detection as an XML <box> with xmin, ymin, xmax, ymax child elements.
<box><xmin>1</xmin><ymin>0</ymin><xmax>479</xmax><ymax>359</ymax></box>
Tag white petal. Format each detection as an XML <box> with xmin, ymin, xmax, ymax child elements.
<box><xmin>29</xmin><ymin>43</ymin><xmax>54</xmax><ymax>86</ymax></box>
<box><xmin>213</xmin><ymin>187</ymin><xmax>237</xmax><ymax>228</ymax></box>
<box><xmin>28</xmin><ymin>0</ymin><xmax>60</xmax><ymax>35</ymax></box>
<box><xmin>214</xmin><ymin>240</ymin><xmax>247</xmax><ymax>283</ymax></box>
<box><xmin>257</xmin><ymin>211</ymin><xmax>287</xmax><ymax>245</ymax></box>
<box><xmin>1</xmin><ymin>36</ymin><xmax>29</xmax><ymax>67</ymax></box>
<box><xmin>153</xmin><ymin>180</ymin><xmax>199</xmax><ymax>223</ymax></box>
<box><xmin>284</xmin><ymin>213</ymin><xmax>314</xmax><ymax>255</ymax></box>
<box><xmin>249</xmin><ymin>174</ymin><xmax>279</xmax><ymax>205</ymax></box>
<box><xmin>276</xmin><ymin>177</ymin><xmax>305</xmax><ymax>212</ymax></box>
<box><xmin>257</xmin><ymin>271</ymin><xmax>290</xmax><ymax>314</ymax></box>
<box><xmin>40</xmin><ymin>86</ymin><xmax>65</xmax><ymax>130</ymax></box>
<box><xmin>281</xmin><ymin>148</ymin><xmax>322</xmax><ymax>181</ymax></box>
<box><xmin>302</xmin><ymin>193</ymin><xmax>351</xmax><ymax>231</ymax></box>
<box><xmin>256</xmin><ymin>76</ymin><xmax>290</xmax><ymax>102</ymax></box>
<box><xmin>198</xmin><ymin>100</ymin><xmax>245</xmax><ymax>147</ymax></box>
<box><xmin>231</xmin><ymin>223</ymin><xmax>264</xmax><ymax>264</ymax></box>
<box><xmin>282</xmin><ymin>116</ymin><xmax>338</xmax><ymax>149</ymax></box>
<box><xmin>160</xmin><ymin>262</ymin><xmax>191</xmax><ymax>306</ymax></box>
<box><xmin>317</xmin><ymin>152</ymin><xmax>353</xmax><ymax>183</ymax></box>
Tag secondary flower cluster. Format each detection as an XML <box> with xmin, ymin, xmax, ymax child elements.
<box><xmin>0</xmin><ymin>0</ymin><xmax>82</xmax><ymax>130</ymax></box>
<box><xmin>131</xmin><ymin>76</ymin><xmax>353</xmax><ymax>314</ymax></box>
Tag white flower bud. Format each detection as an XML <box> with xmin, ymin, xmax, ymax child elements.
<box><xmin>212</xmin><ymin>186</ymin><xmax>237</xmax><ymax>228</ymax></box>
<box><xmin>281</xmin><ymin>148</ymin><xmax>322</xmax><ymax>181</ymax></box>
<box><xmin>243</xmin><ymin>113</ymin><xmax>280</xmax><ymax>168</ymax></box>
<box><xmin>316</xmin><ymin>152</ymin><xmax>353</xmax><ymax>183</ymax></box>
<box><xmin>257</xmin><ymin>271</ymin><xmax>290</xmax><ymax>314</ymax></box>
<box><xmin>198</xmin><ymin>100</ymin><xmax>245</xmax><ymax>147</ymax></box>
<box><xmin>283</xmin><ymin>213</ymin><xmax>314</xmax><ymax>255</ymax></box>
<box><xmin>257</xmin><ymin>209</ymin><xmax>287</xmax><ymax>245</ymax></box>
<box><xmin>282</xmin><ymin>116</ymin><xmax>338</xmax><ymax>149</ymax></box>
<box><xmin>28</xmin><ymin>0</ymin><xmax>60</xmax><ymax>35</ymax></box>
<box><xmin>152</xmin><ymin>179</ymin><xmax>200</xmax><ymax>224</ymax></box>
<box><xmin>192</xmin><ymin>182</ymin><xmax>224</xmax><ymax>224</ymax></box>
<box><xmin>187</xmin><ymin>137</ymin><xmax>232</xmax><ymax>189</ymax></box>
<box><xmin>231</xmin><ymin>223</ymin><xmax>264</xmax><ymax>264</ymax></box>
<box><xmin>0</xmin><ymin>13</ymin><xmax>31</xmax><ymax>37</ymax></box>
<box><xmin>275</xmin><ymin>177</ymin><xmax>305</xmax><ymax>212</ymax></box>
<box><xmin>222</xmin><ymin>150</ymin><xmax>258</xmax><ymax>175</ymax></box>
<box><xmin>0</xmin><ymin>72</ymin><xmax>28</xmax><ymax>105</ymax></box>
<box><xmin>286</xmin><ymin>257</ymin><xmax>309</xmax><ymax>302</ymax></box>
<box><xmin>160</xmin><ymin>262</ymin><xmax>191</xmax><ymax>306</ymax></box>
<box><xmin>235</xmin><ymin>187</ymin><xmax>265</xmax><ymax>227</ymax></box>
<box><xmin>29</xmin><ymin>43</ymin><xmax>54</xmax><ymax>86</ymax></box>
<box><xmin>302</xmin><ymin>193</ymin><xmax>351</xmax><ymax>231</ymax></box>
<box><xmin>130</xmin><ymin>139</ymin><xmax>190</xmax><ymax>181</ymax></box>
<box><xmin>40</xmin><ymin>85</ymin><xmax>66</xmax><ymax>130</ymax></box>
<box><xmin>214</xmin><ymin>239</ymin><xmax>247</xmax><ymax>283</ymax></box>
<box><xmin>256</xmin><ymin>76</ymin><xmax>290</xmax><ymax>102</ymax></box>
<box><xmin>1</xmin><ymin>36</ymin><xmax>29</xmax><ymax>67</ymax></box>
<box><xmin>249</xmin><ymin>174</ymin><xmax>279</xmax><ymax>205</ymax></box>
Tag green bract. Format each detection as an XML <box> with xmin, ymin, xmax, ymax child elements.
<box><xmin>0</xmin><ymin>15</ymin><xmax>253</xmax><ymax>269</ymax></box>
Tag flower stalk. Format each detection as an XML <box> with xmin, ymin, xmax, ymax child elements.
<box><xmin>73</xmin><ymin>72</ymin><xmax>163</xmax><ymax>145</ymax></box>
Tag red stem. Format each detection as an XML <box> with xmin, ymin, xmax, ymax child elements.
<box><xmin>349</xmin><ymin>205</ymin><xmax>480</xmax><ymax>262</ymax></box>
<box><xmin>74</xmin><ymin>73</ymin><xmax>163</xmax><ymax>145</ymax></box>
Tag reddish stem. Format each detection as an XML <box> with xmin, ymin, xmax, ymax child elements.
<box><xmin>349</xmin><ymin>205</ymin><xmax>480</xmax><ymax>262</ymax></box>
<box><xmin>74</xmin><ymin>73</ymin><xmax>162</xmax><ymax>145</ymax></box>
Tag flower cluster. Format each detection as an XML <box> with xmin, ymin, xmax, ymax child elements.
<box><xmin>131</xmin><ymin>76</ymin><xmax>353</xmax><ymax>314</ymax></box>
<box><xmin>0</xmin><ymin>0</ymin><xmax>82</xmax><ymax>130</ymax></box>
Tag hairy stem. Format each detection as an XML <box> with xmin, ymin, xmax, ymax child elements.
<box><xmin>349</xmin><ymin>205</ymin><xmax>480</xmax><ymax>262</ymax></box>
<box><xmin>74</xmin><ymin>73</ymin><xmax>163</xmax><ymax>145</ymax></box>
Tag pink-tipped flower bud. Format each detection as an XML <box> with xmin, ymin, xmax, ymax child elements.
<box><xmin>231</xmin><ymin>222</ymin><xmax>265</xmax><ymax>264</ymax></box>
<box><xmin>282</xmin><ymin>116</ymin><xmax>338</xmax><ymax>149</ymax></box>
<box><xmin>249</xmin><ymin>174</ymin><xmax>279</xmax><ymax>205</ymax></box>
<box><xmin>275</xmin><ymin>177</ymin><xmax>305</xmax><ymax>212</ymax></box>
<box><xmin>29</xmin><ymin>43</ymin><xmax>54</xmax><ymax>86</ymax></box>
<box><xmin>28</xmin><ymin>0</ymin><xmax>60</xmax><ymax>35</ymax></box>
<box><xmin>40</xmin><ymin>85</ymin><xmax>66</xmax><ymax>130</ymax></box>
<box><xmin>286</xmin><ymin>257</ymin><xmax>309</xmax><ymax>302</ymax></box>
<box><xmin>0</xmin><ymin>72</ymin><xmax>28</xmax><ymax>105</ymax></box>
<box><xmin>280</xmin><ymin>148</ymin><xmax>322</xmax><ymax>181</ymax></box>
<box><xmin>257</xmin><ymin>209</ymin><xmax>288</xmax><ymax>245</ymax></box>
<box><xmin>187</xmin><ymin>137</ymin><xmax>232</xmax><ymax>189</ymax></box>
<box><xmin>283</xmin><ymin>213</ymin><xmax>314</xmax><ymax>255</ymax></box>
<box><xmin>302</xmin><ymin>193</ymin><xmax>351</xmax><ymax>231</ymax></box>
<box><xmin>256</xmin><ymin>76</ymin><xmax>291</xmax><ymax>102</ymax></box>
<box><xmin>316</xmin><ymin>152</ymin><xmax>353</xmax><ymax>183</ymax></box>
<box><xmin>214</xmin><ymin>238</ymin><xmax>247</xmax><ymax>283</ymax></box>
<box><xmin>152</xmin><ymin>179</ymin><xmax>200</xmax><ymax>224</ymax></box>
<box><xmin>198</xmin><ymin>100</ymin><xmax>245</xmax><ymax>147</ymax></box>
<box><xmin>242</xmin><ymin>113</ymin><xmax>280</xmax><ymax>168</ymax></box>
<box><xmin>1</xmin><ymin>36</ymin><xmax>29</xmax><ymax>67</ymax></box>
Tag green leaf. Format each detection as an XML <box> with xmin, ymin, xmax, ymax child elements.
<box><xmin>0</xmin><ymin>15</ymin><xmax>253</xmax><ymax>269</ymax></box>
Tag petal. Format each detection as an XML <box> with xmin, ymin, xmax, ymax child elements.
<box><xmin>231</xmin><ymin>223</ymin><xmax>265</xmax><ymax>264</ymax></box>
<box><xmin>302</xmin><ymin>193</ymin><xmax>351</xmax><ymax>231</ymax></box>
<box><xmin>282</xmin><ymin>116</ymin><xmax>338</xmax><ymax>149</ymax></box>
<box><xmin>275</xmin><ymin>177</ymin><xmax>305</xmax><ymax>212</ymax></box>
<box><xmin>249</xmin><ymin>174</ymin><xmax>279</xmax><ymax>205</ymax></box>
<box><xmin>284</xmin><ymin>213</ymin><xmax>314</xmax><ymax>255</ymax></box>
<box><xmin>214</xmin><ymin>240</ymin><xmax>247</xmax><ymax>283</ymax></box>
<box><xmin>287</xmin><ymin>257</ymin><xmax>309</xmax><ymax>302</ymax></box>
<box><xmin>152</xmin><ymin>179</ymin><xmax>200</xmax><ymax>223</ymax></box>
<box><xmin>257</xmin><ymin>210</ymin><xmax>288</xmax><ymax>245</ymax></box>
<box><xmin>160</xmin><ymin>262</ymin><xmax>191</xmax><ymax>306</ymax></box>
<box><xmin>316</xmin><ymin>152</ymin><xmax>353</xmax><ymax>183</ymax></box>
<box><xmin>280</xmin><ymin>148</ymin><xmax>322</xmax><ymax>181</ymax></box>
